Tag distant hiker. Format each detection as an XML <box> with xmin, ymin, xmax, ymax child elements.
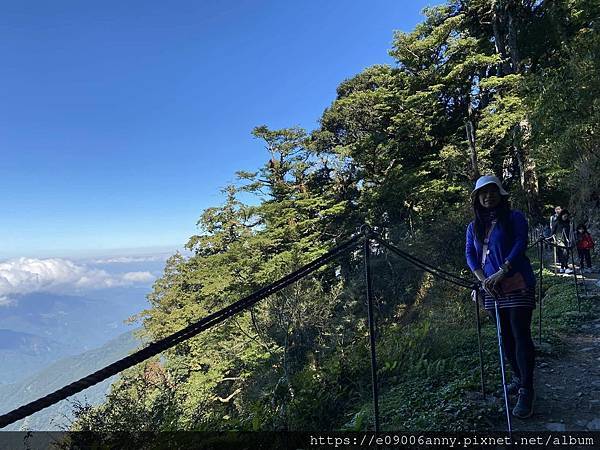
<box><xmin>550</xmin><ymin>209</ymin><xmax>575</xmax><ymax>274</ymax></box>
<box><xmin>576</xmin><ymin>224</ymin><xmax>594</xmax><ymax>273</ymax></box>
<box><xmin>465</xmin><ymin>175</ymin><xmax>536</xmax><ymax>419</ymax></box>
<box><xmin>549</xmin><ymin>206</ymin><xmax>562</xmax><ymax>231</ymax></box>
<box><xmin>544</xmin><ymin>206</ymin><xmax>563</xmax><ymax>251</ymax></box>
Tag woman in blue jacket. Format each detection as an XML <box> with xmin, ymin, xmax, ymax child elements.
<box><xmin>465</xmin><ymin>175</ymin><xmax>536</xmax><ymax>419</ymax></box>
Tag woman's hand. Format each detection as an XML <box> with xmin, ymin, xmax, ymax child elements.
<box><xmin>473</xmin><ymin>269</ymin><xmax>494</xmax><ymax>297</ymax></box>
<box><xmin>484</xmin><ymin>269</ymin><xmax>506</xmax><ymax>297</ymax></box>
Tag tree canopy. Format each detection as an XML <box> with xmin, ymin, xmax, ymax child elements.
<box><xmin>71</xmin><ymin>0</ymin><xmax>599</xmax><ymax>433</ymax></box>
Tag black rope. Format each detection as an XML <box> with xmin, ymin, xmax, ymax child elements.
<box><xmin>0</xmin><ymin>227</ymin><xmax>492</xmax><ymax>429</ymax></box>
<box><xmin>371</xmin><ymin>234</ymin><xmax>474</xmax><ymax>289</ymax></box>
<box><xmin>542</xmin><ymin>238</ymin><xmax>575</xmax><ymax>250</ymax></box>
<box><xmin>0</xmin><ymin>234</ymin><xmax>362</xmax><ymax>429</ymax></box>
<box><xmin>370</xmin><ymin>232</ymin><xmax>473</xmax><ymax>285</ymax></box>
<box><xmin>527</xmin><ymin>237</ymin><xmax>544</xmax><ymax>250</ymax></box>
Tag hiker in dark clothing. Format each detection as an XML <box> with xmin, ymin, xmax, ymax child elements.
<box><xmin>576</xmin><ymin>224</ymin><xmax>595</xmax><ymax>273</ymax></box>
<box><xmin>550</xmin><ymin>209</ymin><xmax>574</xmax><ymax>273</ymax></box>
<box><xmin>545</xmin><ymin>206</ymin><xmax>562</xmax><ymax>250</ymax></box>
<box><xmin>465</xmin><ymin>175</ymin><xmax>536</xmax><ymax>419</ymax></box>
<box><xmin>549</xmin><ymin>206</ymin><xmax>562</xmax><ymax>232</ymax></box>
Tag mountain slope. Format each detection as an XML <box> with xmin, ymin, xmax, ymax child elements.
<box><xmin>0</xmin><ymin>329</ymin><xmax>140</xmax><ymax>431</ymax></box>
<box><xmin>0</xmin><ymin>289</ymin><xmax>150</xmax><ymax>384</ymax></box>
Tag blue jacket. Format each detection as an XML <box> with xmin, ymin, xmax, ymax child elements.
<box><xmin>465</xmin><ymin>210</ymin><xmax>536</xmax><ymax>287</ymax></box>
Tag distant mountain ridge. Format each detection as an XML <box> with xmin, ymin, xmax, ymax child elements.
<box><xmin>0</xmin><ymin>329</ymin><xmax>61</xmax><ymax>354</ymax></box>
<box><xmin>0</xmin><ymin>329</ymin><xmax>140</xmax><ymax>431</ymax></box>
<box><xmin>0</xmin><ymin>329</ymin><xmax>69</xmax><ymax>385</ymax></box>
<box><xmin>0</xmin><ymin>289</ymin><xmax>150</xmax><ymax>384</ymax></box>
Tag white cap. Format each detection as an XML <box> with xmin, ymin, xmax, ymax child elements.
<box><xmin>471</xmin><ymin>175</ymin><xmax>509</xmax><ymax>197</ymax></box>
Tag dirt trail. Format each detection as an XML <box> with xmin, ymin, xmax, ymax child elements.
<box><xmin>495</xmin><ymin>273</ymin><xmax>600</xmax><ymax>431</ymax></box>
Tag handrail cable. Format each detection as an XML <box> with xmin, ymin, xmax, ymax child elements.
<box><xmin>527</xmin><ymin>237</ymin><xmax>544</xmax><ymax>250</ymax></box>
<box><xmin>371</xmin><ymin>234</ymin><xmax>475</xmax><ymax>289</ymax></box>
<box><xmin>0</xmin><ymin>229</ymin><xmax>481</xmax><ymax>430</ymax></box>
<box><xmin>0</xmin><ymin>234</ymin><xmax>362</xmax><ymax>429</ymax></box>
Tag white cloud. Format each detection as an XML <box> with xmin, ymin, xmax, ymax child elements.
<box><xmin>0</xmin><ymin>257</ymin><xmax>157</xmax><ymax>302</ymax></box>
<box><xmin>93</xmin><ymin>255</ymin><xmax>168</xmax><ymax>264</ymax></box>
<box><xmin>121</xmin><ymin>271</ymin><xmax>155</xmax><ymax>283</ymax></box>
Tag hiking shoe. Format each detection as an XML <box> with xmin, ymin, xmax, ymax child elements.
<box><xmin>512</xmin><ymin>388</ymin><xmax>534</xmax><ymax>419</ymax></box>
<box><xmin>559</xmin><ymin>268</ymin><xmax>565</xmax><ymax>274</ymax></box>
<box><xmin>565</xmin><ymin>268</ymin><xmax>573</xmax><ymax>274</ymax></box>
<box><xmin>506</xmin><ymin>377</ymin><xmax>521</xmax><ymax>396</ymax></box>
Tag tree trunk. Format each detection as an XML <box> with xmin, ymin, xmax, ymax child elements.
<box><xmin>513</xmin><ymin>119</ymin><xmax>541</xmax><ymax>220</ymax></box>
<box><xmin>492</xmin><ymin>0</ymin><xmax>512</xmax><ymax>75</ymax></box>
<box><xmin>465</xmin><ymin>119</ymin><xmax>480</xmax><ymax>181</ymax></box>
<box><xmin>491</xmin><ymin>1</ymin><xmax>540</xmax><ymax>219</ymax></box>
<box><xmin>507</xmin><ymin>5</ymin><xmax>520</xmax><ymax>73</ymax></box>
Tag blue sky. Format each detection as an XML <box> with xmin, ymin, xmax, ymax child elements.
<box><xmin>1</xmin><ymin>0</ymin><xmax>433</xmax><ymax>258</ymax></box>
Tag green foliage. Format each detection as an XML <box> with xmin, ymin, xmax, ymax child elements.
<box><xmin>71</xmin><ymin>0</ymin><xmax>599</xmax><ymax>433</ymax></box>
<box><xmin>527</xmin><ymin>2</ymin><xmax>600</xmax><ymax>212</ymax></box>
<box><xmin>346</xmin><ymin>271</ymin><xmax>598</xmax><ymax>431</ymax></box>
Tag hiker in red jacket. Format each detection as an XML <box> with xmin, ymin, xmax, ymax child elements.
<box><xmin>576</xmin><ymin>224</ymin><xmax>595</xmax><ymax>273</ymax></box>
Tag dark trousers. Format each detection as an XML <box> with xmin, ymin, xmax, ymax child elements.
<box><xmin>490</xmin><ymin>307</ymin><xmax>535</xmax><ymax>390</ymax></box>
<box><xmin>578</xmin><ymin>248</ymin><xmax>592</xmax><ymax>269</ymax></box>
<box><xmin>557</xmin><ymin>246</ymin><xmax>569</xmax><ymax>269</ymax></box>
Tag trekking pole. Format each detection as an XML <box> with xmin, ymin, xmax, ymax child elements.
<box><xmin>492</xmin><ymin>294</ymin><xmax>513</xmax><ymax>435</ymax></box>
<box><xmin>568</xmin><ymin>246</ymin><xmax>581</xmax><ymax>312</ymax></box>
<box><xmin>538</xmin><ymin>239</ymin><xmax>543</xmax><ymax>346</ymax></box>
<box><xmin>474</xmin><ymin>287</ymin><xmax>486</xmax><ymax>398</ymax></box>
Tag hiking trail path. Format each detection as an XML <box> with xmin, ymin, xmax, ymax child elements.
<box><xmin>491</xmin><ymin>270</ymin><xmax>600</xmax><ymax>431</ymax></box>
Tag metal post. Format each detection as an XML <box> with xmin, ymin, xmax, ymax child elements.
<box><xmin>553</xmin><ymin>238</ymin><xmax>557</xmax><ymax>275</ymax></box>
<box><xmin>538</xmin><ymin>239</ymin><xmax>543</xmax><ymax>346</ymax></box>
<box><xmin>362</xmin><ymin>226</ymin><xmax>380</xmax><ymax>432</ymax></box>
<box><xmin>568</xmin><ymin>246</ymin><xmax>581</xmax><ymax>312</ymax></box>
<box><xmin>493</xmin><ymin>298</ymin><xmax>513</xmax><ymax>435</ymax></box>
<box><xmin>577</xmin><ymin>246</ymin><xmax>590</xmax><ymax>297</ymax></box>
<box><xmin>475</xmin><ymin>288</ymin><xmax>486</xmax><ymax>398</ymax></box>
<box><xmin>581</xmin><ymin>264</ymin><xmax>589</xmax><ymax>297</ymax></box>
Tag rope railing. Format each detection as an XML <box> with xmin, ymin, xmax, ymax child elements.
<box><xmin>528</xmin><ymin>225</ymin><xmax>544</xmax><ymax>248</ymax></box>
<box><xmin>527</xmin><ymin>236</ymin><xmax>544</xmax><ymax>250</ymax></box>
<box><xmin>0</xmin><ymin>233</ymin><xmax>362</xmax><ymax>429</ymax></box>
<box><xmin>1</xmin><ymin>225</ymin><xmax>522</xmax><ymax>433</ymax></box>
<box><xmin>536</xmin><ymin>237</ymin><xmax>582</xmax><ymax>310</ymax></box>
<box><xmin>371</xmin><ymin>234</ymin><xmax>475</xmax><ymax>289</ymax></box>
<box><xmin>367</xmin><ymin>229</ymin><xmax>486</xmax><ymax>403</ymax></box>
